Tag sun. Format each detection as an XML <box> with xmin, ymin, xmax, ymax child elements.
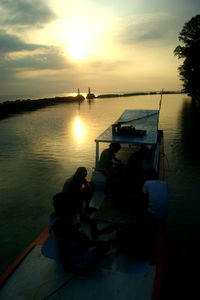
<box><xmin>67</xmin><ymin>44</ymin><xmax>89</xmax><ymax>61</ymax></box>
<box><xmin>65</xmin><ymin>28</ymin><xmax>92</xmax><ymax>61</ymax></box>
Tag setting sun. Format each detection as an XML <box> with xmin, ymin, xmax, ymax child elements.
<box><xmin>65</xmin><ymin>28</ymin><xmax>93</xmax><ymax>61</ymax></box>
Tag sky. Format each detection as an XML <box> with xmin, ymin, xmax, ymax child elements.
<box><xmin>0</xmin><ymin>0</ymin><xmax>200</xmax><ymax>97</ymax></box>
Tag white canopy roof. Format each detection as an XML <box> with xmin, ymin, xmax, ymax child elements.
<box><xmin>95</xmin><ymin>109</ymin><xmax>159</xmax><ymax>146</ymax></box>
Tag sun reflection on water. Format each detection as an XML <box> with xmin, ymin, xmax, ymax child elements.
<box><xmin>73</xmin><ymin>116</ymin><xmax>84</xmax><ymax>140</ymax></box>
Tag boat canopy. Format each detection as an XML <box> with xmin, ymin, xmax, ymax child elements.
<box><xmin>95</xmin><ymin>109</ymin><xmax>159</xmax><ymax>168</ymax></box>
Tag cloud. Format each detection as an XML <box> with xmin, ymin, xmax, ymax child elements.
<box><xmin>0</xmin><ymin>30</ymin><xmax>42</xmax><ymax>53</ymax></box>
<box><xmin>89</xmin><ymin>59</ymin><xmax>129</xmax><ymax>72</ymax></box>
<box><xmin>0</xmin><ymin>47</ymin><xmax>73</xmax><ymax>82</ymax></box>
<box><xmin>0</xmin><ymin>0</ymin><xmax>57</xmax><ymax>28</ymax></box>
<box><xmin>6</xmin><ymin>47</ymin><xmax>73</xmax><ymax>71</ymax></box>
<box><xmin>0</xmin><ymin>0</ymin><xmax>71</xmax><ymax>85</ymax></box>
<box><xmin>0</xmin><ymin>31</ymin><xmax>74</xmax><ymax>82</ymax></box>
<box><xmin>117</xmin><ymin>13</ymin><xmax>178</xmax><ymax>45</ymax></box>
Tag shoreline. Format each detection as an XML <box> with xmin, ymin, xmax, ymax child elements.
<box><xmin>0</xmin><ymin>95</ymin><xmax>84</xmax><ymax>120</ymax></box>
<box><xmin>0</xmin><ymin>90</ymin><xmax>185</xmax><ymax>120</ymax></box>
<box><xmin>96</xmin><ymin>90</ymin><xmax>185</xmax><ymax>98</ymax></box>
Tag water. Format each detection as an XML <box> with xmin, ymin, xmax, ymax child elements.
<box><xmin>160</xmin><ymin>97</ymin><xmax>200</xmax><ymax>299</ymax></box>
<box><xmin>0</xmin><ymin>94</ymin><xmax>200</xmax><ymax>298</ymax></box>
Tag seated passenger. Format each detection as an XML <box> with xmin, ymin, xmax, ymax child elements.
<box><xmin>43</xmin><ymin>193</ymin><xmax>110</xmax><ymax>271</ymax></box>
<box><xmin>142</xmin><ymin>168</ymin><xmax>169</xmax><ymax>220</ymax></box>
<box><xmin>114</xmin><ymin>192</ymin><xmax>159</xmax><ymax>261</ymax></box>
<box><xmin>98</xmin><ymin>143</ymin><xmax>122</xmax><ymax>176</ymax></box>
<box><xmin>127</xmin><ymin>145</ymin><xmax>151</xmax><ymax>166</ymax></box>
<box><xmin>122</xmin><ymin>146</ymin><xmax>151</xmax><ymax>195</ymax></box>
<box><xmin>62</xmin><ymin>167</ymin><xmax>94</xmax><ymax>217</ymax></box>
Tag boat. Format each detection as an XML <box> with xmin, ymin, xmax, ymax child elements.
<box><xmin>0</xmin><ymin>108</ymin><xmax>165</xmax><ymax>300</ymax></box>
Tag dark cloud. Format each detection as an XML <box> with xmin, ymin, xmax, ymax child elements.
<box><xmin>0</xmin><ymin>32</ymin><xmax>73</xmax><ymax>82</ymax></box>
<box><xmin>7</xmin><ymin>47</ymin><xmax>73</xmax><ymax>71</ymax></box>
<box><xmin>0</xmin><ymin>0</ymin><xmax>65</xmax><ymax>82</ymax></box>
<box><xmin>0</xmin><ymin>26</ymin><xmax>74</xmax><ymax>77</ymax></box>
<box><xmin>0</xmin><ymin>0</ymin><xmax>56</xmax><ymax>28</ymax></box>
<box><xmin>0</xmin><ymin>30</ymin><xmax>42</xmax><ymax>53</ymax></box>
<box><xmin>0</xmin><ymin>49</ymin><xmax>73</xmax><ymax>82</ymax></box>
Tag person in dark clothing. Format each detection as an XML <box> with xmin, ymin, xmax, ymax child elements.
<box><xmin>98</xmin><ymin>143</ymin><xmax>122</xmax><ymax>176</ymax></box>
<box><xmin>121</xmin><ymin>145</ymin><xmax>151</xmax><ymax>195</ymax></box>
<box><xmin>62</xmin><ymin>167</ymin><xmax>94</xmax><ymax>217</ymax></box>
<box><xmin>50</xmin><ymin>192</ymin><xmax>110</xmax><ymax>271</ymax></box>
<box><xmin>127</xmin><ymin>145</ymin><xmax>151</xmax><ymax>166</ymax></box>
<box><xmin>114</xmin><ymin>192</ymin><xmax>159</xmax><ymax>261</ymax></box>
<box><xmin>98</xmin><ymin>143</ymin><xmax>123</xmax><ymax>195</ymax></box>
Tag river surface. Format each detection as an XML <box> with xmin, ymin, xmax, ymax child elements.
<box><xmin>0</xmin><ymin>94</ymin><xmax>200</xmax><ymax>298</ymax></box>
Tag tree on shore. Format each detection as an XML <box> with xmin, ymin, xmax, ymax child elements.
<box><xmin>174</xmin><ymin>15</ymin><xmax>200</xmax><ymax>100</ymax></box>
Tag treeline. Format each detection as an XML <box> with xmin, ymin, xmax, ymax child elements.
<box><xmin>0</xmin><ymin>95</ymin><xmax>84</xmax><ymax>120</ymax></box>
<box><xmin>97</xmin><ymin>91</ymin><xmax>184</xmax><ymax>99</ymax></box>
<box><xmin>174</xmin><ymin>15</ymin><xmax>200</xmax><ymax>100</ymax></box>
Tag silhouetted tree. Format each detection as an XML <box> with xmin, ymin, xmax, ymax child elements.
<box><xmin>174</xmin><ymin>15</ymin><xmax>200</xmax><ymax>100</ymax></box>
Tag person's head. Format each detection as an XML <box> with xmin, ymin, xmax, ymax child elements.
<box><xmin>74</xmin><ymin>167</ymin><xmax>87</xmax><ymax>180</ymax></box>
<box><xmin>109</xmin><ymin>142</ymin><xmax>121</xmax><ymax>153</ymax></box>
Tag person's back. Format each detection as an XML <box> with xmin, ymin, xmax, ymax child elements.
<box><xmin>115</xmin><ymin>193</ymin><xmax>158</xmax><ymax>260</ymax></box>
<box><xmin>127</xmin><ymin>145</ymin><xmax>150</xmax><ymax>167</ymax></box>
<box><xmin>43</xmin><ymin>192</ymin><xmax>110</xmax><ymax>271</ymax></box>
<box><xmin>62</xmin><ymin>176</ymin><xmax>75</xmax><ymax>195</ymax></box>
<box><xmin>62</xmin><ymin>167</ymin><xmax>87</xmax><ymax>197</ymax></box>
<box><xmin>98</xmin><ymin>143</ymin><xmax>121</xmax><ymax>174</ymax></box>
<box><xmin>98</xmin><ymin>148</ymin><xmax>113</xmax><ymax>170</ymax></box>
<box><xmin>52</xmin><ymin>215</ymin><xmax>92</xmax><ymax>271</ymax></box>
<box><xmin>43</xmin><ymin>192</ymin><xmax>94</xmax><ymax>271</ymax></box>
<box><xmin>142</xmin><ymin>168</ymin><xmax>169</xmax><ymax>220</ymax></box>
<box><xmin>62</xmin><ymin>167</ymin><xmax>93</xmax><ymax>215</ymax></box>
<box><xmin>122</xmin><ymin>146</ymin><xmax>151</xmax><ymax>195</ymax></box>
<box><xmin>127</xmin><ymin>150</ymin><xmax>142</xmax><ymax>169</ymax></box>
<box><xmin>142</xmin><ymin>180</ymin><xmax>168</xmax><ymax>219</ymax></box>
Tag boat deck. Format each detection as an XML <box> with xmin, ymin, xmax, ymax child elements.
<box><xmin>0</xmin><ymin>109</ymin><xmax>164</xmax><ymax>300</ymax></box>
<box><xmin>0</xmin><ymin>243</ymin><xmax>156</xmax><ymax>300</ymax></box>
<box><xmin>0</xmin><ymin>174</ymin><xmax>161</xmax><ymax>300</ymax></box>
